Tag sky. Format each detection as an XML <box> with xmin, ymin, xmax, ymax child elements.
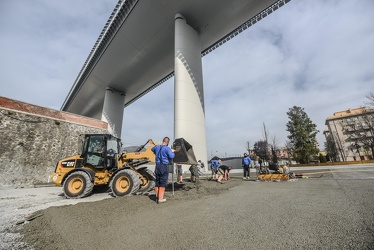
<box><xmin>1</xmin><ymin>0</ymin><xmax>373</xmax><ymax>158</ymax></box>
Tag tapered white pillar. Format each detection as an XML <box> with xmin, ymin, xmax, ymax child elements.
<box><xmin>101</xmin><ymin>87</ymin><xmax>126</xmax><ymax>138</ymax></box>
<box><xmin>174</xmin><ymin>14</ymin><xmax>208</xmax><ymax>171</ymax></box>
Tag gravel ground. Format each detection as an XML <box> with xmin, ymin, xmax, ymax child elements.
<box><xmin>0</xmin><ymin>185</ymin><xmax>112</xmax><ymax>250</ymax></box>
<box><xmin>2</xmin><ymin>167</ymin><xmax>374</xmax><ymax>250</ymax></box>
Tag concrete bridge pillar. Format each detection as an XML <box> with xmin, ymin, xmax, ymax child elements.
<box><xmin>101</xmin><ymin>87</ymin><xmax>126</xmax><ymax>138</ymax></box>
<box><xmin>174</xmin><ymin>14</ymin><xmax>208</xmax><ymax>171</ymax></box>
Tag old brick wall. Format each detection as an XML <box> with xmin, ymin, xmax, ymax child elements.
<box><xmin>0</xmin><ymin>97</ymin><xmax>108</xmax><ymax>186</ymax></box>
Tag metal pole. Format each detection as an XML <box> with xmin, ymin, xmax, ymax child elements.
<box><xmin>172</xmin><ymin>163</ymin><xmax>175</xmax><ymax>196</ymax></box>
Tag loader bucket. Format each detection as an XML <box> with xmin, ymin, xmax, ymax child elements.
<box><xmin>172</xmin><ymin>138</ymin><xmax>197</xmax><ymax>165</ymax></box>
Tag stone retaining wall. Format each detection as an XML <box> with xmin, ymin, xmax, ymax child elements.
<box><xmin>0</xmin><ymin>97</ymin><xmax>108</xmax><ymax>186</ymax></box>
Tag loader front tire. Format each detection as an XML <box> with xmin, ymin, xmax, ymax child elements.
<box><xmin>138</xmin><ymin>168</ymin><xmax>155</xmax><ymax>193</ymax></box>
<box><xmin>63</xmin><ymin>171</ymin><xmax>93</xmax><ymax>199</ymax></box>
<box><xmin>110</xmin><ymin>169</ymin><xmax>140</xmax><ymax>197</ymax></box>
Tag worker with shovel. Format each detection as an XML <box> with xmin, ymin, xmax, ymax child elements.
<box><xmin>152</xmin><ymin>137</ymin><xmax>177</xmax><ymax>203</ymax></box>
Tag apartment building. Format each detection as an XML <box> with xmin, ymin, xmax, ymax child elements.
<box><xmin>324</xmin><ymin>107</ymin><xmax>374</xmax><ymax>161</ymax></box>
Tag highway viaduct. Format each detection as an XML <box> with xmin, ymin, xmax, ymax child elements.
<box><xmin>61</xmin><ymin>0</ymin><xmax>291</xmax><ymax>166</ymax></box>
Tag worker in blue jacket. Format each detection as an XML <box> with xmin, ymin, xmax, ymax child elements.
<box><xmin>210</xmin><ymin>158</ymin><xmax>221</xmax><ymax>180</ymax></box>
<box><xmin>242</xmin><ymin>153</ymin><xmax>252</xmax><ymax>179</ymax></box>
<box><xmin>151</xmin><ymin>137</ymin><xmax>176</xmax><ymax>203</ymax></box>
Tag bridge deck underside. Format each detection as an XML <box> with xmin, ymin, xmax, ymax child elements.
<box><xmin>63</xmin><ymin>0</ymin><xmax>283</xmax><ymax>118</ymax></box>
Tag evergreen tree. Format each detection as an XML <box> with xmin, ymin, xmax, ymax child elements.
<box><xmin>286</xmin><ymin>106</ymin><xmax>319</xmax><ymax>164</ymax></box>
<box><xmin>324</xmin><ymin>137</ymin><xmax>338</xmax><ymax>162</ymax></box>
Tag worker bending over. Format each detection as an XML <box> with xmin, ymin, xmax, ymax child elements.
<box><xmin>217</xmin><ymin>165</ymin><xmax>232</xmax><ymax>184</ymax></box>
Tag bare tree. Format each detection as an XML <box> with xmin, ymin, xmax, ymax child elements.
<box><xmin>254</xmin><ymin>140</ymin><xmax>269</xmax><ymax>161</ymax></box>
<box><xmin>245</xmin><ymin>141</ymin><xmax>251</xmax><ymax>151</ymax></box>
<box><xmin>270</xmin><ymin>135</ymin><xmax>278</xmax><ymax>150</ymax></box>
<box><xmin>262</xmin><ymin>123</ymin><xmax>269</xmax><ymax>144</ymax></box>
<box><xmin>270</xmin><ymin>135</ymin><xmax>279</xmax><ymax>162</ymax></box>
<box><xmin>284</xmin><ymin>141</ymin><xmax>294</xmax><ymax>164</ymax></box>
<box><xmin>261</xmin><ymin>123</ymin><xmax>270</xmax><ymax>161</ymax></box>
<box><xmin>364</xmin><ymin>91</ymin><xmax>374</xmax><ymax>108</ymax></box>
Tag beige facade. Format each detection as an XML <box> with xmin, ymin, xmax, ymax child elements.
<box><xmin>324</xmin><ymin>108</ymin><xmax>374</xmax><ymax>161</ymax></box>
<box><xmin>248</xmin><ymin>148</ymin><xmax>291</xmax><ymax>161</ymax></box>
<box><xmin>275</xmin><ymin>148</ymin><xmax>290</xmax><ymax>160</ymax></box>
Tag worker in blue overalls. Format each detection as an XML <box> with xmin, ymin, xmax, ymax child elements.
<box><xmin>210</xmin><ymin>158</ymin><xmax>221</xmax><ymax>180</ymax></box>
<box><xmin>242</xmin><ymin>153</ymin><xmax>252</xmax><ymax>179</ymax></box>
<box><xmin>151</xmin><ymin>137</ymin><xmax>176</xmax><ymax>203</ymax></box>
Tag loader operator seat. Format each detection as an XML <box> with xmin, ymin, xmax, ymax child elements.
<box><xmin>86</xmin><ymin>139</ymin><xmax>105</xmax><ymax>168</ymax></box>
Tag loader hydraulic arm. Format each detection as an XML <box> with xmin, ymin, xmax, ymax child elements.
<box><xmin>134</xmin><ymin>139</ymin><xmax>156</xmax><ymax>153</ymax></box>
<box><xmin>119</xmin><ymin>139</ymin><xmax>156</xmax><ymax>165</ymax></box>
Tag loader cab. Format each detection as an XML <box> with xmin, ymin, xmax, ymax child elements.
<box><xmin>81</xmin><ymin>134</ymin><xmax>121</xmax><ymax>170</ymax></box>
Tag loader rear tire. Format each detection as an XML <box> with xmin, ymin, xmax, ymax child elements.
<box><xmin>138</xmin><ymin>168</ymin><xmax>155</xmax><ymax>193</ymax></box>
<box><xmin>110</xmin><ymin>169</ymin><xmax>140</xmax><ymax>197</ymax></box>
<box><xmin>63</xmin><ymin>171</ymin><xmax>93</xmax><ymax>199</ymax></box>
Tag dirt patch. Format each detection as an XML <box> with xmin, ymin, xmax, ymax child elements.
<box><xmin>167</xmin><ymin>178</ymin><xmax>240</xmax><ymax>198</ymax></box>
<box><xmin>20</xmin><ymin>178</ymin><xmax>242</xmax><ymax>250</ymax></box>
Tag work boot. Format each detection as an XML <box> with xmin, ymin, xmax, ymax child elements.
<box><xmin>158</xmin><ymin>187</ymin><xmax>165</xmax><ymax>201</ymax></box>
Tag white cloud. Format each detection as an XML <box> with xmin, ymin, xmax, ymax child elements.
<box><xmin>0</xmin><ymin>0</ymin><xmax>116</xmax><ymax>109</ymax></box>
<box><xmin>200</xmin><ymin>0</ymin><xmax>374</xmax><ymax>156</ymax></box>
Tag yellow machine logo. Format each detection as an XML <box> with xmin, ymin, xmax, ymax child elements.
<box><xmin>61</xmin><ymin>160</ymin><xmax>75</xmax><ymax>168</ymax></box>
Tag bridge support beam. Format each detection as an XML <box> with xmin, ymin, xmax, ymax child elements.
<box><xmin>174</xmin><ymin>14</ymin><xmax>208</xmax><ymax>171</ymax></box>
<box><xmin>101</xmin><ymin>87</ymin><xmax>126</xmax><ymax>138</ymax></box>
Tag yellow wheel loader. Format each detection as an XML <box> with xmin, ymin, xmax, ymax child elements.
<box><xmin>51</xmin><ymin>134</ymin><xmax>157</xmax><ymax>198</ymax></box>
